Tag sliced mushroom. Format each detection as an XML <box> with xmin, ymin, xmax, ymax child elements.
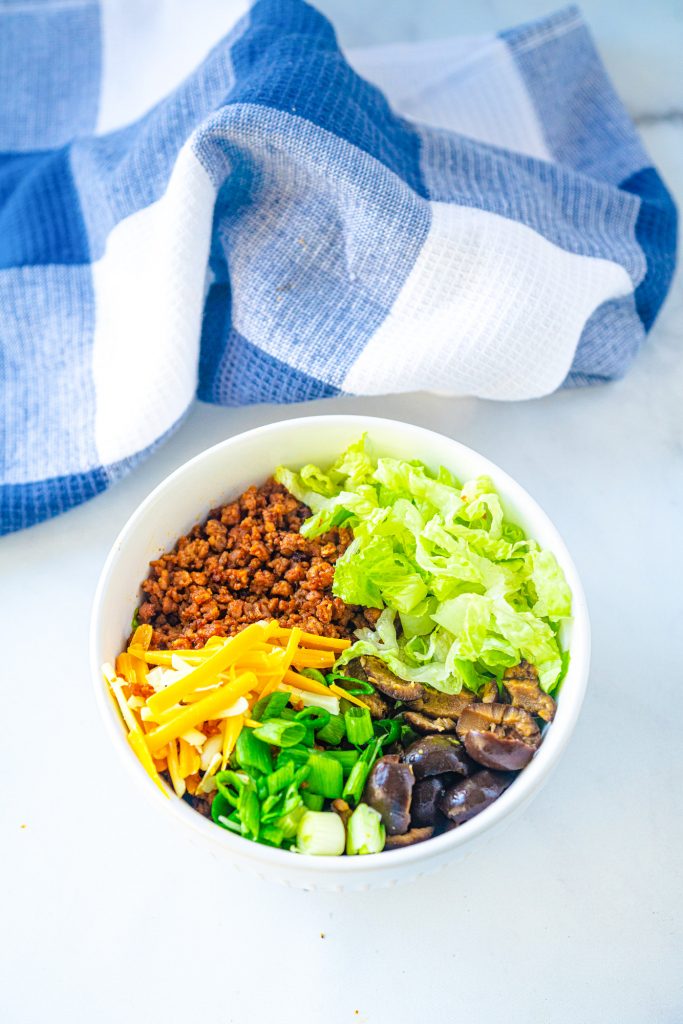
<box><xmin>411</xmin><ymin>687</ymin><xmax>475</xmax><ymax>719</ymax></box>
<box><xmin>340</xmin><ymin>658</ymin><xmax>368</xmax><ymax>681</ymax></box>
<box><xmin>411</xmin><ymin>777</ymin><xmax>446</xmax><ymax>826</ymax></box>
<box><xmin>456</xmin><ymin>703</ymin><xmax>541</xmax><ymax>771</ymax></box>
<box><xmin>457</xmin><ymin>703</ymin><xmax>541</xmax><ymax>743</ymax></box>
<box><xmin>362</xmin><ymin>691</ymin><xmax>390</xmax><ymax>720</ymax></box>
<box><xmin>337</xmin><ymin>658</ymin><xmax>389</xmax><ymax>717</ymax></box>
<box><xmin>503</xmin><ymin>661</ymin><xmax>556</xmax><ymax>722</ymax></box>
<box><xmin>480</xmin><ymin>679</ymin><xmax>499</xmax><ymax>704</ymax></box>
<box><xmin>363</xmin><ymin>756</ymin><xmax>414</xmax><ymax>835</ymax></box>
<box><xmin>384</xmin><ymin>826</ymin><xmax>434</xmax><ymax>849</ymax></box>
<box><xmin>439</xmin><ymin>770</ymin><xmax>513</xmax><ymax>825</ymax></box>
<box><xmin>403</xmin><ymin>734</ymin><xmax>475</xmax><ymax>780</ymax></box>
<box><xmin>463</xmin><ymin>731</ymin><xmax>535</xmax><ymax>771</ymax></box>
<box><xmin>403</xmin><ymin>711</ymin><xmax>456</xmax><ymax>735</ymax></box>
<box><xmin>360</xmin><ymin>656</ymin><xmax>425</xmax><ymax>702</ymax></box>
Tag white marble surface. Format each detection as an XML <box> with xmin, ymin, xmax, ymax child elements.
<box><xmin>2</xmin><ymin>3</ymin><xmax>682</xmax><ymax>1022</ymax></box>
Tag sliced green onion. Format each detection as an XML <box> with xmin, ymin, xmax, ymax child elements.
<box><xmin>253</xmin><ymin>718</ymin><xmax>306</xmax><ymax>748</ymax></box>
<box><xmin>295</xmin><ymin>707</ymin><xmax>331</xmax><ymax>730</ymax></box>
<box><xmin>300</xmin><ymin>668</ymin><xmax>329</xmax><ymax>686</ymax></box>
<box><xmin>296</xmin><ymin>810</ymin><xmax>345</xmax><ymax>856</ymax></box>
<box><xmin>293</xmin><ymin>764</ymin><xmax>311</xmax><ymax>787</ymax></box>
<box><xmin>323</xmin><ymin>749</ymin><xmax>360</xmax><ymax>776</ymax></box>
<box><xmin>326</xmin><ymin>672</ymin><xmax>375</xmax><ymax>695</ymax></box>
<box><xmin>344</xmin><ymin>706</ymin><xmax>374</xmax><ymax>746</ymax></box>
<box><xmin>260</xmin><ymin>792</ymin><xmax>281</xmax><ymax>817</ymax></box>
<box><xmin>276</xmin><ymin>746</ymin><xmax>310</xmax><ymax>769</ymax></box>
<box><xmin>301</xmin><ymin>791</ymin><xmax>325</xmax><ymax>811</ymax></box>
<box><xmin>342</xmin><ymin>737</ymin><xmax>382</xmax><ymax>806</ymax></box>
<box><xmin>210</xmin><ymin>791</ymin><xmax>235</xmax><ymax>825</ymax></box>
<box><xmin>260</xmin><ymin>824</ymin><xmax>285</xmax><ymax>846</ymax></box>
<box><xmin>215</xmin><ymin>770</ymin><xmax>245</xmax><ymax>807</ymax></box>
<box><xmin>280</xmin><ymin>781</ymin><xmax>305</xmax><ymax>818</ymax></box>
<box><xmin>346</xmin><ymin>802</ymin><xmax>385</xmax><ymax>855</ymax></box>
<box><xmin>238</xmin><ymin>779</ymin><xmax>261</xmax><ymax>840</ymax></box>
<box><xmin>343</xmin><ymin>761</ymin><xmax>369</xmax><ymax>808</ymax></box>
<box><xmin>251</xmin><ymin>691</ymin><xmax>291</xmax><ymax>722</ymax></box>
<box><xmin>215</xmin><ymin>813</ymin><xmax>242</xmax><ymax>834</ymax></box>
<box><xmin>235</xmin><ymin>728</ymin><xmax>272</xmax><ymax>774</ymax></box>
<box><xmin>274</xmin><ymin>803</ymin><xmax>305</xmax><ymax>839</ymax></box>
<box><xmin>302</xmin><ymin>725</ymin><xmax>316</xmax><ymax>748</ymax></box>
<box><xmin>315</xmin><ymin>713</ymin><xmax>346</xmax><ymax>746</ymax></box>
<box><xmin>306</xmin><ymin>753</ymin><xmax>344</xmax><ymax>799</ymax></box>
<box><xmin>266</xmin><ymin>761</ymin><xmax>296</xmax><ymax>795</ymax></box>
<box><xmin>375</xmin><ymin>718</ymin><xmax>401</xmax><ymax>747</ymax></box>
<box><xmin>256</xmin><ymin>776</ymin><xmax>270</xmax><ymax>801</ymax></box>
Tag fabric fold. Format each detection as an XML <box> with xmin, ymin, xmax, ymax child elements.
<box><xmin>0</xmin><ymin>1</ymin><xmax>676</xmax><ymax>534</ymax></box>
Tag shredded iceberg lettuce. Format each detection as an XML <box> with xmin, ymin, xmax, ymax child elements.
<box><xmin>275</xmin><ymin>436</ymin><xmax>571</xmax><ymax>695</ymax></box>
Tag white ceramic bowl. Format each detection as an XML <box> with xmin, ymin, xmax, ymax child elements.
<box><xmin>91</xmin><ymin>415</ymin><xmax>590</xmax><ymax>892</ymax></box>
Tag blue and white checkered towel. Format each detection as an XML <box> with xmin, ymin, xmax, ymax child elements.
<box><xmin>0</xmin><ymin>2</ymin><xmax>676</xmax><ymax>535</ymax></box>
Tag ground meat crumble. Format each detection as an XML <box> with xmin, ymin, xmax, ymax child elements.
<box><xmin>137</xmin><ymin>478</ymin><xmax>379</xmax><ymax>649</ymax></box>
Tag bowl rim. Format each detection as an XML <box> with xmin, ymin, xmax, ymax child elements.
<box><xmin>90</xmin><ymin>413</ymin><xmax>590</xmax><ymax>875</ymax></box>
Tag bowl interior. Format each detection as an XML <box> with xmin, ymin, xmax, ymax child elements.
<box><xmin>91</xmin><ymin>415</ymin><xmax>589</xmax><ymax>878</ymax></box>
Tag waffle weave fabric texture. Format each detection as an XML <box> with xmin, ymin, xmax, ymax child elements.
<box><xmin>0</xmin><ymin>1</ymin><xmax>676</xmax><ymax>534</ymax></box>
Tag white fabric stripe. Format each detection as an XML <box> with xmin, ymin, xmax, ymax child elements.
<box><xmin>347</xmin><ymin>35</ymin><xmax>552</xmax><ymax>161</ymax></box>
<box><xmin>91</xmin><ymin>143</ymin><xmax>215</xmax><ymax>465</ymax></box>
<box><xmin>96</xmin><ymin>0</ymin><xmax>250</xmax><ymax>133</ymax></box>
<box><xmin>342</xmin><ymin>201</ymin><xmax>634</xmax><ymax>401</ymax></box>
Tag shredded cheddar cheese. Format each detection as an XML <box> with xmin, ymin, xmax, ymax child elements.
<box><xmin>103</xmin><ymin>622</ymin><xmax>357</xmax><ymax>794</ymax></box>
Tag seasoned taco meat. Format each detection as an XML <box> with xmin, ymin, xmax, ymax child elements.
<box><xmin>137</xmin><ymin>479</ymin><xmax>376</xmax><ymax>649</ymax></box>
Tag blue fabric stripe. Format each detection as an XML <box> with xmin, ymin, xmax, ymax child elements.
<box><xmin>194</xmin><ymin>103</ymin><xmax>430</xmax><ymax>397</ymax></box>
<box><xmin>200</xmin><ymin>320</ymin><xmax>339</xmax><ymax>405</ymax></box>
<box><xmin>69</xmin><ymin>10</ymin><xmax>250</xmax><ymax>259</ymax></box>
<box><xmin>0</xmin><ymin>413</ymin><xmax>189</xmax><ymax>536</ymax></box>
<box><xmin>418</xmin><ymin>129</ymin><xmax>645</xmax><ymax>284</ymax></box>
<box><xmin>0</xmin><ymin>150</ymin><xmax>90</xmax><ymax>268</ymax></box>
<box><xmin>0</xmin><ymin>265</ymin><xmax>98</xmax><ymax>483</ymax></box>
<box><xmin>229</xmin><ymin>0</ymin><xmax>425</xmax><ymax>197</ymax></box>
<box><xmin>0</xmin><ymin>467</ymin><xmax>109</xmax><ymax>536</ymax></box>
<box><xmin>621</xmin><ymin>167</ymin><xmax>678</xmax><ymax>331</ymax></box>
<box><xmin>565</xmin><ymin>293</ymin><xmax>645</xmax><ymax>385</ymax></box>
<box><xmin>0</xmin><ymin>1</ymin><xmax>101</xmax><ymax>152</ymax></box>
<box><xmin>501</xmin><ymin>6</ymin><xmax>648</xmax><ymax>186</ymax></box>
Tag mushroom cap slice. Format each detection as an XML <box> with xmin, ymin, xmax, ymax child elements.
<box><xmin>403</xmin><ymin>734</ymin><xmax>475</xmax><ymax>780</ymax></box>
<box><xmin>480</xmin><ymin>679</ymin><xmax>499</xmax><ymax>704</ymax></box>
<box><xmin>456</xmin><ymin>703</ymin><xmax>541</xmax><ymax>744</ymax></box>
<box><xmin>456</xmin><ymin>703</ymin><xmax>541</xmax><ymax>771</ymax></box>
<box><xmin>403</xmin><ymin>711</ymin><xmax>456</xmax><ymax>735</ymax></box>
<box><xmin>439</xmin><ymin>770</ymin><xmax>513</xmax><ymax>825</ymax></box>
<box><xmin>363</xmin><ymin>756</ymin><xmax>415</xmax><ymax>835</ymax></box>
<box><xmin>411</xmin><ymin>777</ymin><xmax>446</xmax><ymax>827</ymax></box>
<box><xmin>362</xmin><ymin>691</ymin><xmax>391</xmax><ymax>720</ymax></box>
<box><xmin>384</xmin><ymin>826</ymin><xmax>434</xmax><ymax>849</ymax></box>
<box><xmin>463</xmin><ymin>730</ymin><xmax>535</xmax><ymax>771</ymax></box>
<box><xmin>360</xmin><ymin>656</ymin><xmax>425</xmax><ymax>702</ymax></box>
<box><xmin>503</xmin><ymin>661</ymin><xmax>556</xmax><ymax>722</ymax></box>
<box><xmin>411</xmin><ymin>687</ymin><xmax>475</xmax><ymax>719</ymax></box>
<box><xmin>337</xmin><ymin>658</ymin><xmax>390</xmax><ymax>717</ymax></box>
